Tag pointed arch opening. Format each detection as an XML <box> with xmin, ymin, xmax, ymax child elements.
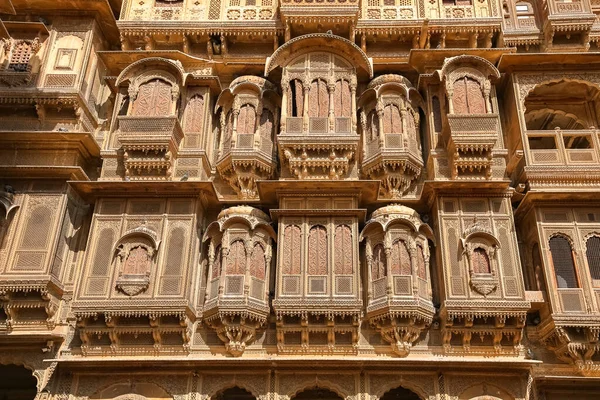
<box><xmin>292</xmin><ymin>387</ymin><xmax>343</xmax><ymax>400</ymax></box>
<box><xmin>214</xmin><ymin>386</ymin><xmax>256</xmax><ymax>400</ymax></box>
<box><xmin>0</xmin><ymin>364</ymin><xmax>37</xmax><ymax>400</ymax></box>
<box><xmin>549</xmin><ymin>235</ymin><xmax>579</xmax><ymax>289</ymax></box>
<box><xmin>380</xmin><ymin>386</ymin><xmax>422</xmax><ymax>400</ymax></box>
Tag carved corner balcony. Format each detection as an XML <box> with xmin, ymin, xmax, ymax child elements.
<box><xmin>112</xmin><ymin>57</ymin><xmax>187</xmax><ymax>181</ymax></box>
<box><xmin>215</xmin><ymin>76</ymin><xmax>279</xmax><ymax>199</ymax></box>
<box><xmin>501</xmin><ymin>0</ymin><xmax>543</xmax><ymax>48</ymax></box>
<box><xmin>542</xmin><ymin>0</ymin><xmax>595</xmax><ymax>51</ymax></box>
<box><xmin>359</xmin><ymin>75</ymin><xmax>424</xmax><ymax>199</ymax></box>
<box><xmin>117</xmin><ymin>115</ymin><xmax>184</xmax><ymax>180</ymax></box>
<box><xmin>361</xmin><ymin>205</ymin><xmax>435</xmax><ymax>357</ymax></box>
<box><xmin>280</xmin><ymin>0</ymin><xmax>359</xmax><ymax>38</ymax></box>
<box><xmin>203</xmin><ymin>206</ymin><xmax>275</xmax><ymax>356</ymax></box>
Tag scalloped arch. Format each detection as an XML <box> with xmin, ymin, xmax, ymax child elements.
<box><xmin>208</xmin><ymin>384</ymin><xmax>260</xmax><ymax>399</ymax></box>
<box><xmin>521</xmin><ymin>77</ymin><xmax>600</xmax><ymax>104</ymax></box>
<box><xmin>375</xmin><ymin>381</ymin><xmax>428</xmax><ymax>400</ymax></box>
<box><xmin>439</xmin><ymin>55</ymin><xmax>500</xmax><ymax>82</ymax></box>
<box><xmin>265</xmin><ymin>33</ymin><xmax>373</xmax><ymax>78</ymax></box>
<box><xmin>285</xmin><ymin>381</ymin><xmax>349</xmax><ymax>400</ymax></box>
<box><xmin>116</xmin><ymin>57</ymin><xmax>185</xmax><ymax>87</ymax></box>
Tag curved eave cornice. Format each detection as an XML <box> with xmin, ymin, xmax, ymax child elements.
<box><xmin>409</xmin><ymin>48</ymin><xmax>514</xmax><ymax>74</ymax></box>
<box><xmin>265</xmin><ymin>33</ymin><xmax>373</xmax><ymax>78</ymax></box>
<box><xmin>118</xmin><ymin>20</ymin><xmax>283</xmax><ymax>36</ymax></box>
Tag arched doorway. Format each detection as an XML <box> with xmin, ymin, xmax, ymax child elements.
<box><xmin>380</xmin><ymin>387</ymin><xmax>421</xmax><ymax>400</ymax></box>
<box><xmin>292</xmin><ymin>388</ymin><xmax>343</xmax><ymax>400</ymax></box>
<box><xmin>215</xmin><ymin>387</ymin><xmax>256</xmax><ymax>400</ymax></box>
<box><xmin>0</xmin><ymin>364</ymin><xmax>37</xmax><ymax>400</ymax></box>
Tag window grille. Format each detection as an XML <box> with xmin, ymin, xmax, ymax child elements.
<box><xmin>472</xmin><ymin>248</ymin><xmax>491</xmax><ymax>274</ymax></box>
<box><xmin>586</xmin><ymin>236</ymin><xmax>600</xmax><ymax>282</ymax></box>
<box><xmin>8</xmin><ymin>41</ymin><xmax>32</xmax><ymax>72</ymax></box>
<box><xmin>549</xmin><ymin>236</ymin><xmax>578</xmax><ymax>288</ymax></box>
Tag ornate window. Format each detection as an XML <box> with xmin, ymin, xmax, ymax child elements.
<box><xmin>452</xmin><ymin>77</ymin><xmax>486</xmax><ymax>114</ymax></box>
<box><xmin>390</xmin><ymin>239</ymin><xmax>411</xmax><ymax>275</ymax></box>
<box><xmin>334</xmin><ymin>80</ymin><xmax>351</xmax><ymax>117</ymax></box>
<box><xmin>308</xmin><ymin>225</ymin><xmax>328</xmax><ymax>275</ymax></box>
<box><xmin>549</xmin><ymin>236</ymin><xmax>578</xmax><ymax>289</ymax></box>
<box><xmin>417</xmin><ymin>245</ymin><xmax>427</xmax><ymax>279</ymax></box>
<box><xmin>260</xmin><ymin>109</ymin><xmax>274</xmax><ymax>139</ymax></box>
<box><xmin>212</xmin><ymin>245</ymin><xmax>222</xmax><ymax>279</ymax></box>
<box><xmin>184</xmin><ymin>94</ymin><xmax>205</xmax><ymax>133</ymax></box>
<box><xmin>383</xmin><ymin>104</ymin><xmax>403</xmax><ymax>134</ymax></box>
<box><xmin>334</xmin><ymin>225</ymin><xmax>353</xmax><ymax>275</ymax></box>
<box><xmin>237</xmin><ymin>104</ymin><xmax>257</xmax><ymax>135</ymax></box>
<box><xmin>250</xmin><ymin>243</ymin><xmax>266</xmax><ymax>280</ymax></box>
<box><xmin>308</xmin><ymin>79</ymin><xmax>329</xmax><ymax>118</ymax></box>
<box><xmin>288</xmin><ymin>79</ymin><xmax>304</xmax><ymax>117</ymax></box>
<box><xmin>114</xmin><ymin>229</ymin><xmax>159</xmax><ymax>296</ymax></box>
<box><xmin>586</xmin><ymin>236</ymin><xmax>600</xmax><ymax>283</ymax></box>
<box><xmin>226</xmin><ymin>240</ymin><xmax>247</xmax><ymax>275</ymax></box>
<box><xmin>367</xmin><ymin>110</ymin><xmax>380</xmax><ymax>141</ymax></box>
<box><xmin>472</xmin><ymin>247</ymin><xmax>491</xmax><ymax>274</ymax></box>
<box><xmin>8</xmin><ymin>40</ymin><xmax>33</xmax><ymax>72</ymax></box>
<box><xmin>372</xmin><ymin>243</ymin><xmax>387</xmax><ymax>280</ymax></box>
<box><xmin>282</xmin><ymin>225</ymin><xmax>302</xmax><ymax>275</ymax></box>
<box><xmin>131</xmin><ymin>79</ymin><xmax>172</xmax><ymax>117</ymax></box>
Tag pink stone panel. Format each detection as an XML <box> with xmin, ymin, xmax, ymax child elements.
<box><xmin>334</xmin><ymin>225</ymin><xmax>353</xmax><ymax>275</ymax></box>
<box><xmin>308</xmin><ymin>225</ymin><xmax>328</xmax><ymax>275</ymax></box>
<box><xmin>282</xmin><ymin>225</ymin><xmax>302</xmax><ymax>275</ymax></box>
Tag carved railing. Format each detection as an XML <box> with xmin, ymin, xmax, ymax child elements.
<box><xmin>361</xmin><ymin>0</ymin><xmax>498</xmax><ymax>20</ymax></box>
<box><xmin>118</xmin><ymin>115</ymin><xmax>184</xmax><ymax>148</ymax></box>
<box><xmin>526</xmin><ymin>129</ymin><xmax>600</xmax><ymax>166</ymax></box>
<box><xmin>547</xmin><ymin>0</ymin><xmax>592</xmax><ymax>16</ymax></box>
<box><xmin>283</xmin><ymin>117</ymin><xmax>353</xmax><ymax>135</ymax></box>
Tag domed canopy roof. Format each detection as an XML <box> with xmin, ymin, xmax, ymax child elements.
<box><xmin>217</xmin><ymin>205</ymin><xmax>269</xmax><ymax>222</ymax></box>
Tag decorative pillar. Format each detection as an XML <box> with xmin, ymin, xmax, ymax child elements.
<box><xmin>280</xmin><ymin>80</ymin><xmax>289</xmax><ymax>134</ymax></box>
<box><xmin>231</xmin><ymin>106</ymin><xmax>240</xmax><ymax>148</ymax></box>
<box><xmin>328</xmin><ymin>81</ymin><xmax>335</xmax><ymax>133</ymax></box>
<box><xmin>351</xmin><ymin>77</ymin><xmax>357</xmax><ymax>133</ymax></box>
<box><xmin>302</xmin><ymin>79</ymin><xmax>310</xmax><ymax>133</ymax></box>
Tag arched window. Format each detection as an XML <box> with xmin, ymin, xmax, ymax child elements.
<box><xmin>131</xmin><ymin>79</ymin><xmax>172</xmax><ymax>117</ymax></box>
<box><xmin>372</xmin><ymin>243</ymin><xmax>387</xmax><ymax>280</ymax></box>
<box><xmin>260</xmin><ymin>109</ymin><xmax>274</xmax><ymax>140</ymax></box>
<box><xmin>549</xmin><ymin>236</ymin><xmax>578</xmax><ymax>288</ymax></box>
<box><xmin>122</xmin><ymin>246</ymin><xmax>151</xmax><ymax>275</ymax></box>
<box><xmin>212</xmin><ymin>245</ymin><xmax>222</xmax><ymax>279</ymax></box>
<box><xmin>226</xmin><ymin>240</ymin><xmax>246</xmax><ymax>275</ymax></box>
<box><xmin>367</xmin><ymin>110</ymin><xmax>379</xmax><ymax>141</ymax></box>
<box><xmin>334</xmin><ymin>225</ymin><xmax>353</xmax><ymax>274</ymax></box>
<box><xmin>417</xmin><ymin>245</ymin><xmax>426</xmax><ymax>279</ymax></box>
<box><xmin>452</xmin><ymin>77</ymin><xmax>486</xmax><ymax>115</ymax></box>
<box><xmin>432</xmin><ymin>95</ymin><xmax>442</xmax><ymax>132</ymax></box>
<box><xmin>390</xmin><ymin>239</ymin><xmax>411</xmax><ymax>275</ymax></box>
<box><xmin>472</xmin><ymin>248</ymin><xmax>491</xmax><ymax>274</ymax></box>
<box><xmin>282</xmin><ymin>225</ymin><xmax>302</xmax><ymax>275</ymax></box>
<box><xmin>586</xmin><ymin>236</ymin><xmax>600</xmax><ymax>282</ymax></box>
<box><xmin>383</xmin><ymin>104</ymin><xmax>402</xmax><ymax>134</ymax></box>
<box><xmin>184</xmin><ymin>94</ymin><xmax>204</xmax><ymax>133</ymax></box>
<box><xmin>288</xmin><ymin>79</ymin><xmax>304</xmax><ymax>117</ymax></box>
<box><xmin>334</xmin><ymin>80</ymin><xmax>351</xmax><ymax>117</ymax></box>
<box><xmin>237</xmin><ymin>104</ymin><xmax>256</xmax><ymax>135</ymax></box>
<box><xmin>250</xmin><ymin>243</ymin><xmax>266</xmax><ymax>280</ymax></box>
<box><xmin>308</xmin><ymin>79</ymin><xmax>329</xmax><ymax>118</ymax></box>
<box><xmin>308</xmin><ymin>225</ymin><xmax>328</xmax><ymax>275</ymax></box>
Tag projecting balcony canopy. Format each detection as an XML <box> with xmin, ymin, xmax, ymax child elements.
<box><xmin>264</xmin><ymin>33</ymin><xmax>373</xmax><ymax>79</ymax></box>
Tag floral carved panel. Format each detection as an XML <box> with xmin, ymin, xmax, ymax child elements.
<box><xmin>250</xmin><ymin>243</ymin><xmax>266</xmax><ymax>280</ymax></box>
<box><xmin>334</xmin><ymin>80</ymin><xmax>351</xmax><ymax>118</ymax></box>
<box><xmin>184</xmin><ymin>94</ymin><xmax>204</xmax><ymax>133</ymax></box>
<box><xmin>390</xmin><ymin>240</ymin><xmax>411</xmax><ymax>275</ymax></box>
<box><xmin>282</xmin><ymin>225</ymin><xmax>302</xmax><ymax>275</ymax></box>
<box><xmin>372</xmin><ymin>244</ymin><xmax>387</xmax><ymax>280</ymax></box>
<box><xmin>238</xmin><ymin>104</ymin><xmax>256</xmax><ymax>135</ymax></box>
<box><xmin>383</xmin><ymin>104</ymin><xmax>402</xmax><ymax>134</ymax></box>
<box><xmin>334</xmin><ymin>225</ymin><xmax>353</xmax><ymax>275</ymax></box>
<box><xmin>308</xmin><ymin>225</ymin><xmax>328</xmax><ymax>275</ymax></box>
<box><xmin>308</xmin><ymin>79</ymin><xmax>329</xmax><ymax>118</ymax></box>
<box><xmin>453</xmin><ymin>77</ymin><xmax>485</xmax><ymax>114</ymax></box>
<box><xmin>226</xmin><ymin>240</ymin><xmax>246</xmax><ymax>275</ymax></box>
<box><xmin>131</xmin><ymin>79</ymin><xmax>172</xmax><ymax>116</ymax></box>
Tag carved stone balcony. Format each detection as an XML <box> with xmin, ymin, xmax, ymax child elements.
<box><xmin>524</xmin><ymin>128</ymin><xmax>600</xmax><ymax>187</ymax></box>
<box><xmin>447</xmin><ymin>114</ymin><xmax>499</xmax><ymax>179</ymax></box>
<box><xmin>361</xmin><ymin>205</ymin><xmax>435</xmax><ymax>357</ymax></box>
<box><xmin>202</xmin><ymin>206</ymin><xmax>274</xmax><ymax>356</ymax></box>
<box><xmin>279</xmin><ymin>118</ymin><xmax>359</xmax><ymax>180</ymax></box>
<box><xmin>280</xmin><ymin>0</ymin><xmax>360</xmax><ymax>26</ymax></box>
<box><xmin>543</xmin><ymin>0</ymin><xmax>595</xmax><ymax>50</ymax></box>
<box><xmin>117</xmin><ymin>115</ymin><xmax>184</xmax><ymax>180</ymax></box>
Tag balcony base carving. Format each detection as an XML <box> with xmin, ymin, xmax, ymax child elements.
<box><xmin>279</xmin><ymin>142</ymin><xmax>358</xmax><ymax>180</ymax></box>
<box><xmin>204</xmin><ymin>310</ymin><xmax>268</xmax><ymax>357</ymax></box>
<box><xmin>0</xmin><ymin>281</ymin><xmax>61</xmax><ymax>332</ymax></box>
<box><xmin>362</xmin><ymin>157</ymin><xmax>422</xmax><ymax>199</ymax></box>
<box><xmin>539</xmin><ymin>320</ymin><xmax>600</xmax><ymax>375</ymax></box>
<box><xmin>216</xmin><ymin>156</ymin><xmax>274</xmax><ymax>200</ymax></box>
<box><xmin>440</xmin><ymin>306</ymin><xmax>528</xmax><ymax>355</ymax></box>
<box><xmin>369</xmin><ymin>312</ymin><xmax>433</xmax><ymax>357</ymax></box>
<box><xmin>73</xmin><ymin>310</ymin><xmax>193</xmax><ymax>356</ymax></box>
<box><xmin>273</xmin><ymin>308</ymin><xmax>361</xmax><ymax>354</ymax></box>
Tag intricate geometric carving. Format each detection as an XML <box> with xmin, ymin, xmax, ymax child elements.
<box><xmin>308</xmin><ymin>225</ymin><xmax>328</xmax><ymax>275</ymax></box>
<box><xmin>282</xmin><ymin>225</ymin><xmax>302</xmax><ymax>275</ymax></box>
<box><xmin>334</xmin><ymin>225</ymin><xmax>353</xmax><ymax>275</ymax></box>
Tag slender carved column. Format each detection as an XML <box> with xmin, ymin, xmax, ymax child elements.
<box><xmin>302</xmin><ymin>80</ymin><xmax>310</xmax><ymax>133</ymax></box>
<box><xmin>280</xmin><ymin>80</ymin><xmax>289</xmax><ymax>134</ymax></box>
<box><xmin>328</xmin><ymin>81</ymin><xmax>335</xmax><ymax>133</ymax></box>
<box><xmin>377</xmin><ymin>100</ymin><xmax>385</xmax><ymax>148</ymax></box>
<box><xmin>231</xmin><ymin>106</ymin><xmax>240</xmax><ymax>148</ymax></box>
<box><xmin>351</xmin><ymin>77</ymin><xmax>357</xmax><ymax>133</ymax></box>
